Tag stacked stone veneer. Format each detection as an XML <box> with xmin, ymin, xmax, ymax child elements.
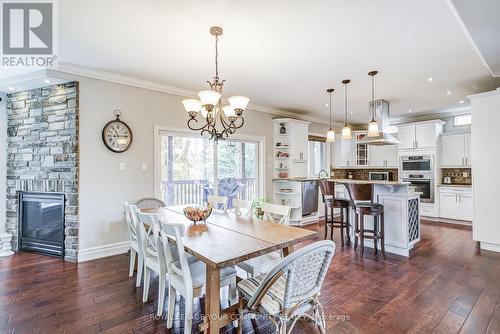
<box><xmin>5</xmin><ymin>82</ymin><xmax>79</xmax><ymax>262</ymax></box>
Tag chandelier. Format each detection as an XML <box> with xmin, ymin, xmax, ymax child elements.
<box><xmin>182</xmin><ymin>26</ymin><xmax>249</xmax><ymax>141</ymax></box>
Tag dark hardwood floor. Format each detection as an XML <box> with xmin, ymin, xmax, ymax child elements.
<box><xmin>1</xmin><ymin>220</ymin><xmax>500</xmax><ymax>334</ymax></box>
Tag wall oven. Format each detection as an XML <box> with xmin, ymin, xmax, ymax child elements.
<box><xmin>401</xmin><ymin>155</ymin><xmax>433</xmax><ymax>173</ymax></box>
<box><xmin>402</xmin><ymin>174</ymin><xmax>434</xmax><ymax>203</ymax></box>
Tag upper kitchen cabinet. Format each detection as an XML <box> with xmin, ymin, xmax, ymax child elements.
<box><xmin>273</xmin><ymin>118</ymin><xmax>310</xmax><ymax>177</ymax></box>
<box><xmin>368</xmin><ymin>144</ymin><xmax>398</xmax><ymax>167</ymax></box>
<box><xmin>396</xmin><ymin>120</ymin><xmax>445</xmax><ymax>151</ymax></box>
<box><xmin>332</xmin><ymin>134</ymin><xmax>355</xmax><ymax>167</ymax></box>
<box><xmin>442</xmin><ymin>133</ymin><xmax>471</xmax><ymax>167</ymax></box>
<box><xmin>288</xmin><ymin>121</ymin><xmax>309</xmax><ymax>161</ymax></box>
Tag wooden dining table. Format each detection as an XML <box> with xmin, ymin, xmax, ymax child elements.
<box><xmin>140</xmin><ymin>205</ymin><xmax>317</xmax><ymax>334</ymax></box>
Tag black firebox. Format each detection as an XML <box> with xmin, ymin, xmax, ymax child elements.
<box><xmin>18</xmin><ymin>192</ymin><xmax>65</xmax><ymax>258</ymax></box>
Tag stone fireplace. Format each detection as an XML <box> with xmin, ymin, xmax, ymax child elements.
<box><xmin>5</xmin><ymin>82</ymin><xmax>79</xmax><ymax>262</ymax></box>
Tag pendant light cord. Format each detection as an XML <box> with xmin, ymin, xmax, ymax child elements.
<box><xmin>329</xmin><ymin>91</ymin><xmax>332</xmax><ymax>129</ymax></box>
<box><xmin>344</xmin><ymin>83</ymin><xmax>348</xmax><ymax>125</ymax></box>
<box><xmin>214</xmin><ymin>35</ymin><xmax>219</xmax><ymax>79</ymax></box>
<box><xmin>371</xmin><ymin>74</ymin><xmax>375</xmax><ymax>121</ymax></box>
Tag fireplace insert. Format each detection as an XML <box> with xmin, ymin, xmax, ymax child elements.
<box><xmin>18</xmin><ymin>192</ymin><xmax>65</xmax><ymax>258</ymax></box>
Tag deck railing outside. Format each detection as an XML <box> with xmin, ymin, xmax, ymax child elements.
<box><xmin>162</xmin><ymin>178</ymin><xmax>257</xmax><ymax>206</ymax></box>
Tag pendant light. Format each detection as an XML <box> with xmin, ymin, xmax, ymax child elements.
<box><xmin>326</xmin><ymin>88</ymin><xmax>335</xmax><ymax>142</ymax></box>
<box><xmin>341</xmin><ymin>79</ymin><xmax>352</xmax><ymax>140</ymax></box>
<box><xmin>367</xmin><ymin>71</ymin><xmax>380</xmax><ymax>137</ymax></box>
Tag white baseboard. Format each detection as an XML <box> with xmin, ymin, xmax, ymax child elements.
<box><xmin>78</xmin><ymin>241</ymin><xmax>130</xmax><ymax>262</ymax></box>
<box><xmin>480</xmin><ymin>242</ymin><xmax>500</xmax><ymax>253</ymax></box>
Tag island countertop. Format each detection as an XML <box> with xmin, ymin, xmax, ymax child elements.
<box><xmin>330</xmin><ymin>178</ymin><xmax>410</xmax><ymax>186</ymax></box>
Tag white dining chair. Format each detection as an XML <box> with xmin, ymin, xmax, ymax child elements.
<box><xmin>237</xmin><ymin>203</ymin><xmax>292</xmax><ymax>277</ymax></box>
<box><xmin>123</xmin><ymin>202</ymin><xmax>143</xmax><ymax>287</ymax></box>
<box><xmin>136</xmin><ymin>197</ymin><xmax>166</xmax><ymax>210</ymax></box>
<box><xmin>160</xmin><ymin>220</ymin><xmax>238</xmax><ymax>334</ymax></box>
<box><xmin>207</xmin><ymin>195</ymin><xmax>228</xmax><ymax>212</ymax></box>
<box><xmin>137</xmin><ymin>211</ymin><xmax>199</xmax><ymax>316</ymax></box>
<box><xmin>237</xmin><ymin>240</ymin><xmax>335</xmax><ymax>334</ymax></box>
<box><xmin>261</xmin><ymin>202</ymin><xmax>291</xmax><ymax>225</ymax></box>
<box><xmin>232</xmin><ymin>198</ymin><xmax>253</xmax><ymax>217</ymax></box>
<box><xmin>136</xmin><ymin>211</ymin><xmax>166</xmax><ymax>308</ymax></box>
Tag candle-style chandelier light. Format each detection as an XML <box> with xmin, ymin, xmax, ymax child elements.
<box><xmin>182</xmin><ymin>26</ymin><xmax>249</xmax><ymax>140</ymax></box>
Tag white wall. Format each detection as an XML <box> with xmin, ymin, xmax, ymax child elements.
<box><xmin>71</xmin><ymin>75</ymin><xmax>329</xmax><ymax>255</ymax></box>
<box><xmin>0</xmin><ymin>94</ymin><xmax>6</xmax><ymax>233</ymax></box>
<box><xmin>470</xmin><ymin>87</ymin><xmax>500</xmax><ymax>252</ymax></box>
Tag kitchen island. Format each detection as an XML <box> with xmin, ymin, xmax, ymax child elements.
<box><xmin>332</xmin><ymin>179</ymin><xmax>421</xmax><ymax>257</ymax></box>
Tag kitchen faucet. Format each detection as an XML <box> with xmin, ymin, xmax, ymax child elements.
<box><xmin>318</xmin><ymin>169</ymin><xmax>329</xmax><ymax>179</ymax></box>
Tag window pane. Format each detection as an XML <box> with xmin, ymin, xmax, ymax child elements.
<box><xmin>308</xmin><ymin>141</ymin><xmax>326</xmax><ymax>175</ymax></box>
<box><xmin>454</xmin><ymin>114</ymin><xmax>471</xmax><ymax>126</ymax></box>
<box><xmin>160</xmin><ymin>134</ymin><xmax>260</xmax><ymax>207</ymax></box>
<box><xmin>161</xmin><ymin>135</ymin><xmax>214</xmax><ymax>206</ymax></box>
<box><xmin>217</xmin><ymin>140</ymin><xmax>258</xmax><ymax>202</ymax></box>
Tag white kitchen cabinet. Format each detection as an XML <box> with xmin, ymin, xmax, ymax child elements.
<box><xmin>441</xmin><ymin>133</ymin><xmax>471</xmax><ymax>167</ymax></box>
<box><xmin>368</xmin><ymin>145</ymin><xmax>398</xmax><ymax>167</ymax></box>
<box><xmin>289</xmin><ymin>122</ymin><xmax>309</xmax><ymax>161</ymax></box>
<box><xmin>438</xmin><ymin>186</ymin><xmax>473</xmax><ymax>221</ymax></box>
<box><xmin>333</xmin><ymin>135</ymin><xmax>355</xmax><ymax>167</ymax></box>
<box><xmin>465</xmin><ymin>133</ymin><xmax>471</xmax><ymax>166</ymax></box>
<box><xmin>396</xmin><ymin>125</ymin><xmax>415</xmax><ymax>150</ymax></box>
<box><xmin>397</xmin><ymin>120</ymin><xmax>445</xmax><ymax>151</ymax></box>
<box><xmin>461</xmin><ymin>193</ymin><xmax>473</xmax><ymax>221</ymax></box>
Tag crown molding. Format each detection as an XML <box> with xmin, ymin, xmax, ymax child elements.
<box><xmin>52</xmin><ymin>62</ymin><xmax>331</xmax><ymax>125</ymax></box>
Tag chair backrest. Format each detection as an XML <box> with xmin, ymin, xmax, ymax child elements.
<box><xmin>136</xmin><ymin>211</ymin><xmax>161</xmax><ymax>260</ymax></box>
<box><xmin>207</xmin><ymin>195</ymin><xmax>228</xmax><ymax>212</ymax></box>
<box><xmin>123</xmin><ymin>202</ymin><xmax>139</xmax><ymax>243</ymax></box>
<box><xmin>319</xmin><ymin>180</ymin><xmax>335</xmax><ymax>203</ymax></box>
<box><xmin>159</xmin><ymin>220</ymin><xmax>194</xmax><ymax>292</ymax></box>
<box><xmin>247</xmin><ymin>240</ymin><xmax>335</xmax><ymax>310</ymax></box>
<box><xmin>136</xmin><ymin>197</ymin><xmax>166</xmax><ymax>210</ymax></box>
<box><xmin>345</xmin><ymin>183</ymin><xmax>374</xmax><ymax>204</ymax></box>
<box><xmin>139</xmin><ymin>212</ymin><xmax>167</xmax><ymax>272</ymax></box>
<box><xmin>261</xmin><ymin>202</ymin><xmax>291</xmax><ymax>225</ymax></box>
<box><xmin>232</xmin><ymin>198</ymin><xmax>253</xmax><ymax>216</ymax></box>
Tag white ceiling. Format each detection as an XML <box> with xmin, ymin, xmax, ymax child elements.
<box><xmin>2</xmin><ymin>0</ymin><xmax>500</xmax><ymax>124</ymax></box>
<box><xmin>451</xmin><ymin>0</ymin><xmax>500</xmax><ymax>77</ymax></box>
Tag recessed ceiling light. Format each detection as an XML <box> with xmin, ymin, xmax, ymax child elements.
<box><xmin>325</xmin><ymin>103</ymin><xmax>329</xmax><ymax>107</ymax></box>
<box><xmin>427</xmin><ymin>77</ymin><xmax>434</xmax><ymax>82</ymax></box>
<box><xmin>408</xmin><ymin>109</ymin><xmax>413</xmax><ymax>113</ymax></box>
<box><xmin>446</xmin><ymin>91</ymin><xmax>452</xmax><ymax>95</ymax></box>
<box><xmin>350</xmin><ymin>111</ymin><xmax>353</xmax><ymax>114</ymax></box>
<box><xmin>43</xmin><ymin>79</ymin><xmax>51</xmax><ymax>84</ymax></box>
<box><xmin>459</xmin><ymin>100</ymin><xmax>465</xmax><ymax>104</ymax></box>
<box><xmin>7</xmin><ymin>87</ymin><xmax>14</xmax><ymax>91</ymax></box>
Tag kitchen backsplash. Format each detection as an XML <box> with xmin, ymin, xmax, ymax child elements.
<box><xmin>441</xmin><ymin>168</ymin><xmax>472</xmax><ymax>185</ymax></box>
<box><xmin>331</xmin><ymin>168</ymin><xmax>399</xmax><ymax>181</ymax></box>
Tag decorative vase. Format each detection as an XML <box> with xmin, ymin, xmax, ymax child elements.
<box><xmin>0</xmin><ymin>233</ymin><xmax>14</xmax><ymax>257</ymax></box>
<box><xmin>279</xmin><ymin>123</ymin><xmax>287</xmax><ymax>134</ymax></box>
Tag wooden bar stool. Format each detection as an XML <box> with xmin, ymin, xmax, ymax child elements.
<box><xmin>345</xmin><ymin>183</ymin><xmax>386</xmax><ymax>257</ymax></box>
<box><xmin>319</xmin><ymin>180</ymin><xmax>350</xmax><ymax>246</ymax></box>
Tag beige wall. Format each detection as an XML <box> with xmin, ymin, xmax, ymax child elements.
<box><xmin>73</xmin><ymin>75</ymin><xmax>329</xmax><ymax>252</ymax></box>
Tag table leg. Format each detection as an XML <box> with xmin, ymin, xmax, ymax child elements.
<box><xmin>283</xmin><ymin>245</ymin><xmax>294</xmax><ymax>257</ymax></box>
<box><xmin>203</xmin><ymin>265</ymin><xmax>221</xmax><ymax>334</ymax></box>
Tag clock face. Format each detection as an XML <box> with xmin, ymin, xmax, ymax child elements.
<box><xmin>102</xmin><ymin>120</ymin><xmax>133</xmax><ymax>153</ymax></box>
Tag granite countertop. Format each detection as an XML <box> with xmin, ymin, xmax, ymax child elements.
<box><xmin>437</xmin><ymin>184</ymin><xmax>472</xmax><ymax>188</ymax></box>
<box><xmin>330</xmin><ymin>178</ymin><xmax>411</xmax><ymax>185</ymax></box>
<box><xmin>273</xmin><ymin>177</ymin><xmax>326</xmax><ymax>182</ymax></box>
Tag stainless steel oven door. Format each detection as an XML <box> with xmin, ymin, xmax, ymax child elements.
<box><xmin>404</xmin><ymin>178</ymin><xmax>433</xmax><ymax>203</ymax></box>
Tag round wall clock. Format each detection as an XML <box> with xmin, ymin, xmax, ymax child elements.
<box><xmin>102</xmin><ymin>110</ymin><xmax>133</xmax><ymax>153</ymax></box>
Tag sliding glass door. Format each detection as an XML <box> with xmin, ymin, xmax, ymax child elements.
<box><xmin>159</xmin><ymin>132</ymin><xmax>260</xmax><ymax>206</ymax></box>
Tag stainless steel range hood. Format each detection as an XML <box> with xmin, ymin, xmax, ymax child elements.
<box><xmin>358</xmin><ymin>99</ymin><xmax>401</xmax><ymax>146</ymax></box>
